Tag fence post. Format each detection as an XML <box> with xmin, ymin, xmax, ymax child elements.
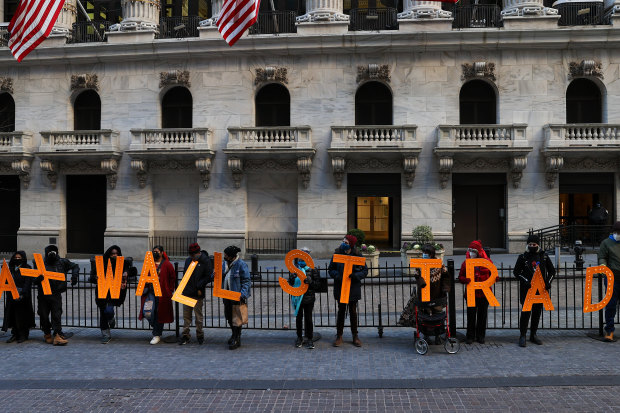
<box><xmin>598</xmin><ymin>272</ymin><xmax>604</xmax><ymax>337</ymax></box>
<box><xmin>174</xmin><ymin>262</ymin><xmax>180</xmax><ymax>339</ymax></box>
<box><xmin>447</xmin><ymin>259</ymin><xmax>456</xmax><ymax>337</ymax></box>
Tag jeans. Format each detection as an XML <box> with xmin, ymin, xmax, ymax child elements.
<box><xmin>296</xmin><ymin>302</ymin><xmax>314</xmax><ymax>340</ymax></box>
<box><xmin>182</xmin><ymin>298</ymin><xmax>204</xmax><ymax>339</ymax></box>
<box><xmin>336</xmin><ymin>301</ymin><xmax>358</xmax><ymax>336</ymax></box>
<box><xmin>466</xmin><ymin>295</ymin><xmax>489</xmax><ymax>340</ymax></box>
<box><xmin>520</xmin><ymin>303</ymin><xmax>543</xmax><ymax>336</ymax></box>
<box><xmin>149</xmin><ymin>297</ymin><xmax>164</xmax><ymax>337</ymax></box>
<box><xmin>98</xmin><ymin>303</ymin><xmax>115</xmax><ymax>331</ymax></box>
<box><xmin>604</xmin><ymin>276</ymin><xmax>620</xmax><ymax>333</ymax></box>
<box><xmin>38</xmin><ymin>293</ymin><xmax>63</xmax><ymax>336</ymax></box>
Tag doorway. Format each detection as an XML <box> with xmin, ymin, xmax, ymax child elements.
<box><xmin>348</xmin><ymin>173</ymin><xmax>400</xmax><ymax>250</ymax></box>
<box><xmin>66</xmin><ymin>175</ymin><xmax>106</xmax><ymax>254</ymax></box>
<box><xmin>0</xmin><ymin>175</ymin><xmax>20</xmax><ymax>253</ymax></box>
<box><xmin>453</xmin><ymin>173</ymin><xmax>506</xmax><ymax>249</ymax></box>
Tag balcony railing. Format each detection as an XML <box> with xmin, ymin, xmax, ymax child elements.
<box><xmin>227</xmin><ymin>126</ymin><xmax>312</xmax><ymax>150</ymax></box>
<box><xmin>158</xmin><ymin>16</ymin><xmax>201</xmax><ymax>39</ymax></box>
<box><xmin>129</xmin><ymin>128</ymin><xmax>212</xmax><ymax>151</ymax></box>
<box><xmin>70</xmin><ymin>21</ymin><xmax>110</xmax><ymax>44</ymax></box>
<box><xmin>349</xmin><ymin>8</ymin><xmax>399</xmax><ymax>31</ymax></box>
<box><xmin>330</xmin><ymin>125</ymin><xmax>418</xmax><ymax>149</ymax></box>
<box><xmin>452</xmin><ymin>5</ymin><xmax>503</xmax><ymax>29</ymax></box>
<box><xmin>436</xmin><ymin>124</ymin><xmax>529</xmax><ymax>149</ymax></box>
<box><xmin>249</xmin><ymin>10</ymin><xmax>297</xmax><ymax>35</ymax></box>
<box><xmin>0</xmin><ymin>132</ymin><xmax>32</xmax><ymax>152</ymax></box>
<box><xmin>544</xmin><ymin>124</ymin><xmax>620</xmax><ymax>148</ymax></box>
<box><xmin>555</xmin><ymin>2</ymin><xmax>612</xmax><ymax>26</ymax></box>
<box><xmin>39</xmin><ymin>130</ymin><xmax>120</xmax><ymax>152</ymax></box>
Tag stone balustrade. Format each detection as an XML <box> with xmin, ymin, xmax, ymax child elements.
<box><xmin>0</xmin><ymin>131</ymin><xmax>32</xmax><ymax>152</ymax></box>
<box><xmin>0</xmin><ymin>131</ymin><xmax>33</xmax><ymax>188</ymax></box>
<box><xmin>297</xmin><ymin>0</ymin><xmax>349</xmax><ymax>22</ymax></box>
<box><xmin>330</xmin><ymin>125</ymin><xmax>418</xmax><ymax>149</ymax></box>
<box><xmin>398</xmin><ymin>0</ymin><xmax>452</xmax><ymax>19</ymax></box>
<box><xmin>117</xmin><ymin>0</ymin><xmax>160</xmax><ymax>31</ymax></box>
<box><xmin>129</xmin><ymin>128</ymin><xmax>212</xmax><ymax>150</ymax></box>
<box><xmin>436</xmin><ymin>124</ymin><xmax>528</xmax><ymax>148</ymax></box>
<box><xmin>227</xmin><ymin>126</ymin><xmax>313</xmax><ymax>149</ymax></box>
<box><xmin>501</xmin><ymin>0</ymin><xmax>557</xmax><ymax>16</ymax></box>
<box><xmin>39</xmin><ymin>130</ymin><xmax>120</xmax><ymax>152</ymax></box>
<box><xmin>544</xmin><ymin>124</ymin><xmax>620</xmax><ymax>147</ymax></box>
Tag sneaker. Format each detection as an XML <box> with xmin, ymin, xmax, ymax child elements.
<box><xmin>518</xmin><ymin>335</ymin><xmax>526</xmax><ymax>347</ymax></box>
<box><xmin>305</xmin><ymin>339</ymin><xmax>315</xmax><ymax>349</ymax></box>
<box><xmin>53</xmin><ymin>333</ymin><xmax>68</xmax><ymax>346</ymax></box>
<box><xmin>604</xmin><ymin>331</ymin><xmax>614</xmax><ymax>342</ymax></box>
<box><xmin>295</xmin><ymin>337</ymin><xmax>303</xmax><ymax>348</ymax></box>
<box><xmin>44</xmin><ymin>334</ymin><xmax>53</xmax><ymax>344</ymax></box>
<box><xmin>197</xmin><ymin>336</ymin><xmax>204</xmax><ymax>345</ymax></box>
<box><xmin>150</xmin><ymin>336</ymin><xmax>161</xmax><ymax>345</ymax></box>
<box><xmin>101</xmin><ymin>330</ymin><xmax>111</xmax><ymax>344</ymax></box>
<box><xmin>108</xmin><ymin>317</ymin><xmax>116</xmax><ymax>329</ymax></box>
<box><xmin>6</xmin><ymin>335</ymin><xmax>17</xmax><ymax>343</ymax></box>
<box><xmin>530</xmin><ymin>335</ymin><xmax>543</xmax><ymax>345</ymax></box>
<box><xmin>179</xmin><ymin>336</ymin><xmax>190</xmax><ymax>345</ymax></box>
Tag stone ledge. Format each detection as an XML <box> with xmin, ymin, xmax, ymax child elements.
<box><xmin>502</xmin><ymin>15</ymin><xmax>561</xmax><ymax>30</ymax></box>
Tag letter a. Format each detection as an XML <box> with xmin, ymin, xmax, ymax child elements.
<box><xmin>135</xmin><ymin>251</ymin><xmax>162</xmax><ymax>297</ymax></box>
<box><xmin>333</xmin><ymin>254</ymin><xmax>366</xmax><ymax>304</ymax></box>
<box><xmin>96</xmin><ymin>255</ymin><xmax>125</xmax><ymax>299</ymax></box>
<box><xmin>465</xmin><ymin>258</ymin><xmax>500</xmax><ymax>307</ymax></box>
<box><xmin>584</xmin><ymin>265</ymin><xmax>615</xmax><ymax>313</ymax></box>
<box><xmin>522</xmin><ymin>265</ymin><xmax>554</xmax><ymax>312</ymax></box>
<box><xmin>279</xmin><ymin>249</ymin><xmax>315</xmax><ymax>297</ymax></box>
<box><xmin>0</xmin><ymin>259</ymin><xmax>19</xmax><ymax>300</ymax></box>
<box><xmin>410</xmin><ymin>258</ymin><xmax>443</xmax><ymax>302</ymax></box>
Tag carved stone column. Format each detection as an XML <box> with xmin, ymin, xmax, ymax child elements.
<box><xmin>196</xmin><ymin>158</ymin><xmax>213</xmax><ymax>189</ymax></box>
<box><xmin>545</xmin><ymin>155</ymin><xmax>563</xmax><ymax>189</ymax></box>
<box><xmin>438</xmin><ymin>156</ymin><xmax>453</xmax><ymax>189</ymax></box>
<box><xmin>119</xmin><ymin>0</ymin><xmax>161</xmax><ymax>31</ymax></box>
<box><xmin>228</xmin><ymin>158</ymin><xmax>243</xmax><ymax>189</ymax></box>
<box><xmin>297</xmin><ymin>0</ymin><xmax>349</xmax><ymax>22</ymax></box>
<box><xmin>510</xmin><ymin>155</ymin><xmax>528</xmax><ymax>189</ymax></box>
<box><xmin>501</xmin><ymin>0</ymin><xmax>557</xmax><ymax>17</ymax></box>
<box><xmin>398</xmin><ymin>0</ymin><xmax>452</xmax><ymax>19</ymax></box>
<box><xmin>51</xmin><ymin>0</ymin><xmax>78</xmax><ymax>35</ymax></box>
<box><xmin>331</xmin><ymin>157</ymin><xmax>346</xmax><ymax>188</ymax></box>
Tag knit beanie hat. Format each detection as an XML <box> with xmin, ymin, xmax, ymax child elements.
<box><xmin>527</xmin><ymin>234</ymin><xmax>540</xmax><ymax>244</ymax></box>
<box><xmin>345</xmin><ymin>235</ymin><xmax>357</xmax><ymax>247</ymax></box>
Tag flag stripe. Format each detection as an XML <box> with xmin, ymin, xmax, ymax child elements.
<box><xmin>217</xmin><ymin>0</ymin><xmax>261</xmax><ymax>46</ymax></box>
<box><xmin>8</xmin><ymin>0</ymin><xmax>66</xmax><ymax>62</ymax></box>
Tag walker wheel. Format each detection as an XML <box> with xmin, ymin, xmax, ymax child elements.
<box><xmin>444</xmin><ymin>337</ymin><xmax>461</xmax><ymax>354</ymax></box>
<box><xmin>415</xmin><ymin>338</ymin><xmax>429</xmax><ymax>355</ymax></box>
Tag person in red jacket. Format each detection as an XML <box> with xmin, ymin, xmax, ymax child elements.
<box><xmin>139</xmin><ymin>245</ymin><xmax>176</xmax><ymax>345</ymax></box>
<box><xmin>458</xmin><ymin>240</ymin><xmax>492</xmax><ymax>344</ymax></box>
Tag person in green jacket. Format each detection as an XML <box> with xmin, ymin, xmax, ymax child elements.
<box><xmin>597</xmin><ymin>221</ymin><xmax>620</xmax><ymax>342</ymax></box>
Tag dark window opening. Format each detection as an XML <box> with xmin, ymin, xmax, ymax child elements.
<box><xmin>355</xmin><ymin>81</ymin><xmax>392</xmax><ymax>126</ymax></box>
<box><xmin>0</xmin><ymin>93</ymin><xmax>16</xmax><ymax>132</ymax></box>
<box><xmin>74</xmin><ymin>90</ymin><xmax>101</xmax><ymax>130</ymax></box>
<box><xmin>460</xmin><ymin>79</ymin><xmax>497</xmax><ymax>124</ymax></box>
<box><xmin>161</xmin><ymin>0</ymin><xmax>209</xmax><ymax>18</ymax></box>
<box><xmin>566</xmin><ymin>78</ymin><xmax>602</xmax><ymax>123</ymax></box>
<box><xmin>162</xmin><ymin>87</ymin><xmax>193</xmax><ymax>128</ymax></box>
<box><xmin>255</xmin><ymin>84</ymin><xmax>290</xmax><ymax>127</ymax></box>
<box><xmin>78</xmin><ymin>1</ymin><xmax>122</xmax><ymax>23</ymax></box>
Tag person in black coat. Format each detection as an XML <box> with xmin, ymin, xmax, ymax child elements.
<box><xmin>328</xmin><ymin>235</ymin><xmax>368</xmax><ymax>348</ymax></box>
<box><xmin>2</xmin><ymin>251</ymin><xmax>35</xmax><ymax>343</ymax></box>
<box><xmin>288</xmin><ymin>247</ymin><xmax>322</xmax><ymax>349</ymax></box>
<box><xmin>89</xmin><ymin>245</ymin><xmax>131</xmax><ymax>344</ymax></box>
<box><xmin>513</xmin><ymin>234</ymin><xmax>555</xmax><ymax>347</ymax></box>
<box><xmin>179</xmin><ymin>243</ymin><xmax>214</xmax><ymax>345</ymax></box>
<box><xmin>34</xmin><ymin>245</ymin><xmax>79</xmax><ymax>346</ymax></box>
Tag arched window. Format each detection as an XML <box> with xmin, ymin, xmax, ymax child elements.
<box><xmin>566</xmin><ymin>79</ymin><xmax>602</xmax><ymax>123</ymax></box>
<box><xmin>74</xmin><ymin>90</ymin><xmax>101</xmax><ymax>130</ymax></box>
<box><xmin>355</xmin><ymin>81</ymin><xmax>392</xmax><ymax>125</ymax></box>
<box><xmin>255</xmin><ymin>84</ymin><xmax>290</xmax><ymax>127</ymax></box>
<box><xmin>459</xmin><ymin>80</ymin><xmax>497</xmax><ymax>124</ymax></box>
<box><xmin>162</xmin><ymin>87</ymin><xmax>193</xmax><ymax>128</ymax></box>
<box><xmin>0</xmin><ymin>93</ymin><xmax>16</xmax><ymax>132</ymax></box>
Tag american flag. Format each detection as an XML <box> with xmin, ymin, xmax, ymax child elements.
<box><xmin>217</xmin><ymin>0</ymin><xmax>261</xmax><ymax>46</ymax></box>
<box><xmin>8</xmin><ymin>0</ymin><xmax>66</xmax><ymax>62</ymax></box>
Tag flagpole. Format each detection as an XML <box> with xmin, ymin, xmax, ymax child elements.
<box><xmin>76</xmin><ymin>0</ymin><xmax>103</xmax><ymax>42</ymax></box>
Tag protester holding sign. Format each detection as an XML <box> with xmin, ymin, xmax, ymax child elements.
<box><xmin>139</xmin><ymin>245</ymin><xmax>175</xmax><ymax>345</ymax></box>
<box><xmin>179</xmin><ymin>243</ymin><xmax>214</xmax><ymax>345</ymax></box>
<box><xmin>514</xmin><ymin>235</ymin><xmax>555</xmax><ymax>347</ymax></box>
<box><xmin>221</xmin><ymin>246</ymin><xmax>251</xmax><ymax>350</ymax></box>
<box><xmin>459</xmin><ymin>240</ymin><xmax>492</xmax><ymax>344</ymax></box>
<box><xmin>329</xmin><ymin>235</ymin><xmax>368</xmax><ymax>348</ymax></box>
<box><xmin>597</xmin><ymin>221</ymin><xmax>620</xmax><ymax>342</ymax></box>
<box><xmin>2</xmin><ymin>251</ymin><xmax>35</xmax><ymax>343</ymax></box>
<box><xmin>288</xmin><ymin>247</ymin><xmax>321</xmax><ymax>349</ymax></box>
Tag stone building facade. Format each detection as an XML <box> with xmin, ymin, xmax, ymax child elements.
<box><xmin>1</xmin><ymin>0</ymin><xmax>620</xmax><ymax>258</ymax></box>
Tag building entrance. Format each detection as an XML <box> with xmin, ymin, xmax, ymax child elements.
<box><xmin>0</xmin><ymin>175</ymin><xmax>20</xmax><ymax>253</ymax></box>
<box><xmin>66</xmin><ymin>175</ymin><xmax>106</xmax><ymax>255</ymax></box>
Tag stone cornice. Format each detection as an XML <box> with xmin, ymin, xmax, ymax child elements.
<box><xmin>3</xmin><ymin>28</ymin><xmax>620</xmax><ymax>64</ymax></box>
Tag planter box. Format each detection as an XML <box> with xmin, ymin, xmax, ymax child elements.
<box><xmin>362</xmin><ymin>251</ymin><xmax>380</xmax><ymax>277</ymax></box>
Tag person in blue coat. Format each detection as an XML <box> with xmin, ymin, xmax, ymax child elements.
<box><xmin>222</xmin><ymin>245</ymin><xmax>251</xmax><ymax>350</ymax></box>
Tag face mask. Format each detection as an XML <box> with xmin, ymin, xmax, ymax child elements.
<box><xmin>528</xmin><ymin>246</ymin><xmax>538</xmax><ymax>253</ymax></box>
<box><xmin>422</xmin><ymin>253</ymin><xmax>429</xmax><ymax>259</ymax></box>
<box><xmin>47</xmin><ymin>251</ymin><xmax>58</xmax><ymax>261</ymax></box>
<box><xmin>298</xmin><ymin>260</ymin><xmax>306</xmax><ymax>268</ymax></box>
<box><xmin>613</xmin><ymin>234</ymin><xmax>620</xmax><ymax>242</ymax></box>
<box><xmin>469</xmin><ymin>251</ymin><xmax>478</xmax><ymax>258</ymax></box>
<box><xmin>340</xmin><ymin>243</ymin><xmax>351</xmax><ymax>251</ymax></box>
<box><xmin>153</xmin><ymin>252</ymin><xmax>161</xmax><ymax>260</ymax></box>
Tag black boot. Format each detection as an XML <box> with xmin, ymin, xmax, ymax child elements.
<box><xmin>227</xmin><ymin>324</ymin><xmax>235</xmax><ymax>345</ymax></box>
<box><xmin>518</xmin><ymin>335</ymin><xmax>526</xmax><ymax>347</ymax></box>
<box><xmin>530</xmin><ymin>334</ymin><xmax>543</xmax><ymax>345</ymax></box>
<box><xmin>229</xmin><ymin>327</ymin><xmax>241</xmax><ymax>350</ymax></box>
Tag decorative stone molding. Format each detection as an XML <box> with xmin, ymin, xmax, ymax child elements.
<box><xmin>562</xmin><ymin>158</ymin><xmax>619</xmax><ymax>170</ymax></box>
<box><xmin>11</xmin><ymin>159</ymin><xmax>32</xmax><ymax>189</ymax></box>
<box><xmin>296</xmin><ymin>0</ymin><xmax>350</xmax><ymax>23</ymax></box>
<box><xmin>195</xmin><ymin>158</ymin><xmax>213</xmax><ymax>189</ymax></box>
<box><xmin>461</xmin><ymin>62</ymin><xmax>496</xmax><ymax>82</ymax></box>
<box><xmin>71</xmin><ymin>74</ymin><xmax>99</xmax><ymax>91</ymax></box>
<box><xmin>356</xmin><ymin>64</ymin><xmax>390</xmax><ymax>84</ymax></box>
<box><xmin>398</xmin><ymin>0</ymin><xmax>452</xmax><ymax>19</ymax></box>
<box><xmin>0</xmin><ymin>132</ymin><xmax>34</xmax><ymax>188</ymax></box>
<box><xmin>255</xmin><ymin>67</ymin><xmax>288</xmax><ymax>85</ymax></box>
<box><xmin>160</xmin><ymin>70</ymin><xmax>191</xmax><ymax>89</ymax></box>
<box><xmin>228</xmin><ymin>158</ymin><xmax>244</xmax><ymax>189</ymax></box>
<box><xmin>130</xmin><ymin>159</ymin><xmax>149</xmax><ymax>188</ymax></box>
<box><xmin>101</xmin><ymin>158</ymin><xmax>119</xmax><ymax>189</ymax></box>
<box><xmin>501</xmin><ymin>0</ymin><xmax>557</xmax><ymax>17</ymax></box>
<box><xmin>297</xmin><ymin>157</ymin><xmax>313</xmax><ymax>189</ymax></box>
<box><xmin>331</xmin><ymin>156</ymin><xmax>346</xmax><ymax>189</ymax></box>
<box><xmin>109</xmin><ymin>0</ymin><xmax>160</xmax><ymax>31</ymax></box>
<box><xmin>51</xmin><ymin>0</ymin><xmax>77</xmax><ymax>35</ymax></box>
<box><xmin>438</xmin><ymin>156</ymin><xmax>453</xmax><ymax>189</ymax></box>
<box><xmin>40</xmin><ymin>160</ymin><xmax>58</xmax><ymax>189</ymax></box>
<box><xmin>510</xmin><ymin>155</ymin><xmax>528</xmax><ymax>189</ymax></box>
<box><xmin>403</xmin><ymin>156</ymin><xmax>418</xmax><ymax>188</ymax></box>
<box><xmin>545</xmin><ymin>155</ymin><xmax>563</xmax><ymax>189</ymax></box>
<box><xmin>200</xmin><ymin>0</ymin><xmax>223</xmax><ymax>26</ymax></box>
<box><xmin>0</xmin><ymin>77</ymin><xmax>14</xmax><ymax>94</ymax></box>
<box><xmin>568</xmin><ymin>60</ymin><xmax>603</xmax><ymax>80</ymax></box>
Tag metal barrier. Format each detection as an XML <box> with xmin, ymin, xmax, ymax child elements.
<box><xmin>555</xmin><ymin>2</ymin><xmax>612</xmax><ymax>26</ymax></box>
<box><xmin>1</xmin><ymin>261</ymin><xmax>617</xmax><ymax>336</ymax></box>
<box><xmin>249</xmin><ymin>10</ymin><xmax>297</xmax><ymax>34</ymax></box>
<box><xmin>451</xmin><ymin>4</ymin><xmax>503</xmax><ymax>29</ymax></box>
<box><xmin>158</xmin><ymin>16</ymin><xmax>201</xmax><ymax>39</ymax></box>
<box><xmin>349</xmin><ymin>8</ymin><xmax>399</xmax><ymax>31</ymax></box>
<box><xmin>148</xmin><ymin>236</ymin><xmax>197</xmax><ymax>258</ymax></box>
<box><xmin>529</xmin><ymin>224</ymin><xmax>612</xmax><ymax>253</ymax></box>
<box><xmin>70</xmin><ymin>21</ymin><xmax>110</xmax><ymax>44</ymax></box>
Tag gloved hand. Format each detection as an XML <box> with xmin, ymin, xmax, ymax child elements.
<box><xmin>419</xmin><ymin>279</ymin><xmax>427</xmax><ymax>289</ymax></box>
<box><xmin>525</xmin><ymin>281</ymin><xmax>532</xmax><ymax>290</ymax></box>
<box><xmin>303</xmin><ymin>277</ymin><xmax>311</xmax><ymax>284</ymax></box>
<box><xmin>545</xmin><ymin>281</ymin><xmax>551</xmax><ymax>290</ymax></box>
<box><xmin>463</xmin><ymin>278</ymin><xmax>471</xmax><ymax>284</ymax></box>
<box><xmin>36</xmin><ymin>275</ymin><xmax>44</xmax><ymax>282</ymax></box>
<box><xmin>239</xmin><ymin>296</ymin><xmax>246</xmax><ymax>304</ymax></box>
<box><xmin>71</xmin><ymin>277</ymin><xmax>78</xmax><ymax>286</ymax></box>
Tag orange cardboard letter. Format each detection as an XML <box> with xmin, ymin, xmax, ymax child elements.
<box><xmin>522</xmin><ymin>265</ymin><xmax>554</xmax><ymax>312</ymax></box>
<box><xmin>95</xmin><ymin>255</ymin><xmax>125</xmax><ymax>299</ymax></box>
<box><xmin>584</xmin><ymin>265</ymin><xmax>615</xmax><ymax>313</ymax></box>
<box><xmin>465</xmin><ymin>258</ymin><xmax>500</xmax><ymax>307</ymax></box>
<box><xmin>135</xmin><ymin>251</ymin><xmax>162</xmax><ymax>297</ymax></box>
<box><xmin>20</xmin><ymin>253</ymin><xmax>66</xmax><ymax>295</ymax></box>
<box><xmin>0</xmin><ymin>259</ymin><xmax>19</xmax><ymax>300</ymax></box>
<box><xmin>212</xmin><ymin>252</ymin><xmax>242</xmax><ymax>301</ymax></box>
<box><xmin>172</xmin><ymin>260</ymin><xmax>198</xmax><ymax>307</ymax></box>
<box><xmin>409</xmin><ymin>258</ymin><xmax>443</xmax><ymax>302</ymax></box>
<box><xmin>333</xmin><ymin>254</ymin><xmax>366</xmax><ymax>304</ymax></box>
<box><xmin>279</xmin><ymin>249</ymin><xmax>315</xmax><ymax>297</ymax></box>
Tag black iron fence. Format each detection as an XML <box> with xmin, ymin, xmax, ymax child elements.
<box><xmin>245</xmin><ymin>238</ymin><xmax>297</xmax><ymax>254</ymax></box>
<box><xmin>249</xmin><ymin>10</ymin><xmax>297</xmax><ymax>34</ymax></box>
<box><xmin>70</xmin><ymin>21</ymin><xmax>110</xmax><ymax>44</ymax></box>
<box><xmin>148</xmin><ymin>236</ymin><xmax>197</xmax><ymax>258</ymax></box>
<box><xmin>451</xmin><ymin>4</ymin><xmax>503</xmax><ymax>29</ymax></box>
<box><xmin>349</xmin><ymin>8</ymin><xmax>399</xmax><ymax>31</ymax></box>
<box><xmin>555</xmin><ymin>2</ymin><xmax>612</xmax><ymax>26</ymax></box>
<box><xmin>158</xmin><ymin>16</ymin><xmax>201</xmax><ymax>39</ymax></box>
<box><xmin>529</xmin><ymin>224</ymin><xmax>612</xmax><ymax>253</ymax></box>
<box><xmin>2</xmin><ymin>261</ymin><xmax>617</xmax><ymax>337</ymax></box>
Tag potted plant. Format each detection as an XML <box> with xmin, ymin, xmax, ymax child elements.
<box><xmin>361</xmin><ymin>244</ymin><xmax>380</xmax><ymax>277</ymax></box>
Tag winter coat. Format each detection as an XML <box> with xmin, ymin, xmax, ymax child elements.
<box><xmin>1</xmin><ymin>253</ymin><xmax>35</xmax><ymax>333</ymax></box>
<box><xmin>221</xmin><ymin>257</ymin><xmax>252</xmax><ymax>301</ymax></box>
<box><xmin>328</xmin><ymin>247</ymin><xmax>368</xmax><ymax>303</ymax></box>
<box><xmin>182</xmin><ymin>250</ymin><xmax>214</xmax><ymax>299</ymax></box>
<box><xmin>416</xmin><ymin>266</ymin><xmax>450</xmax><ymax>301</ymax></box>
<box><xmin>35</xmin><ymin>246</ymin><xmax>79</xmax><ymax>296</ymax></box>
<box><xmin>139</xmin><ymin>258</ymin><xmax>176</xmax><ymax>324</ymax></box>
<box><xmin>288</xmin><ymin>267</ymin><xmax>322</xmax><ymax>306</ymax></box>
<box><xmin>88</xmin><ymin>245</ymin><xmax>130</xmax><ymax>307</ymax></box>
<box><xmin>458</xmin><ymin>242</ymin><xmax>493</xmax><ymax>298</ymax></box>
<box><xmin>513</xmin><ymin>250</ymin><xmax>555</xmax><ymax>304</ymax></box>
